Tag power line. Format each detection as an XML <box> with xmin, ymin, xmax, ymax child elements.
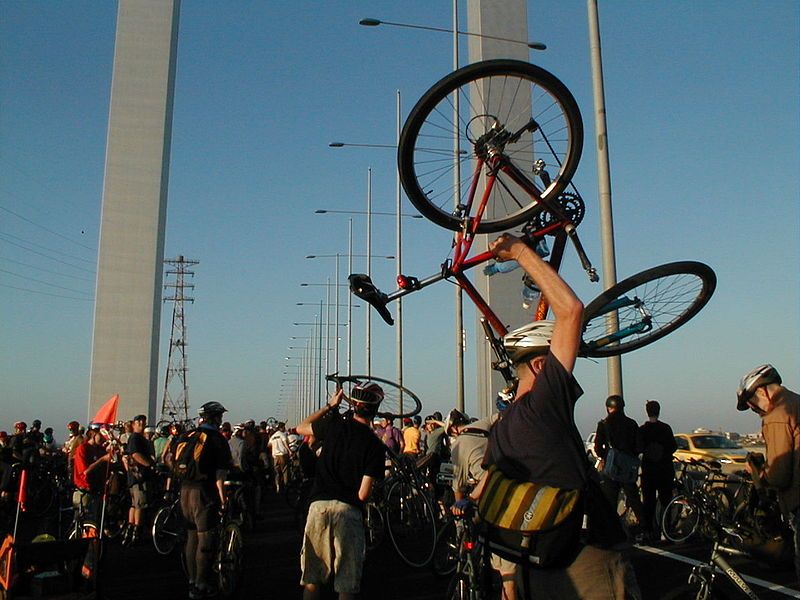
<box><xmin>0</xmin><ymin>256</ymin><xmax>95</xmax><ymax>283</ymax></box>
<box><xmin>0</xmin><ymin>282</ymin><xmax>93</xmax><ymax>301</ymax></box>
<box><xmin>0</xmin><ymin>267</ymin><xmax>93</xmax><ymax>296</ymax></box>
<box><xmin>0</xmin><ymin>202</ymin><xmax>96</xmax><ymax>252</ymax></box>
<box><xmin>0</xmin><ymin>232</ymin><xmax>96</xmax><ymax>270</ymax></box>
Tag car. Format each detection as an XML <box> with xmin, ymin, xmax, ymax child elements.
<box><xmin>673</xmin><ymin>432</ymin><xmax>749</xmax><ymax>473</ymax></box>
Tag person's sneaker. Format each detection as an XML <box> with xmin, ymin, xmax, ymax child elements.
<box><xmin>188</xmin><ymin>585</ymin><xmax>204</xmax><ymax>600</ymax></box>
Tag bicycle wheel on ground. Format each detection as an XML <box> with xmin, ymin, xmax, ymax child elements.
<box><xmin>385</xmin><ymin>479</ymin><xmax>437</xmax><ymax>568</ymax></box>
<box><xmin>325</xmin><ymin>374</ymin><xmax>422</xmax><ymax>419</ymax></box>
<box><xmin>217</xmin><ymin>523</ymin><xmax>243</xmax><ymax>597</ymax></box>
<box><xmin>364</xmin><ymin>501</ymin><xmax>385</xmax><ymax>552</ymax></box>
<box><xmin>432</xmin><ymin>517</ymin><xmax>458</xmax><ymax>577</ymax></box>
<box><xmin>399</xmin><ymin>59</ymin><xmax>583</xmax><ymax>233</ymax></box>
<box><xmin>661</xmin><ymin>495</ymin><xmax>700</xmax><ymax>543</ymax></box>
<box><xmin>581</xmin><ymin>262</ymin><xmax>716</xmax><ymax>357</ymax></box>
<box><xmin>152</xmin><ymin>504</ymin><xmax>182</xmax><ymax>555</ymax></box>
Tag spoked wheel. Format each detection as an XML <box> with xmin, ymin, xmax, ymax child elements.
<box><xmin>152</xmin><ymin>504</ymin><xmax>183</xmax><ymax>555</ymax></box>
<box><xmin>364</xmin><ymin>501</ymin><xmax>385</xmax><ymax>552</ymax></box>
<box><xmin>581</xmin><ymin>262</ymin><xmax>716</xmax><ymax>357</ymax></box>
<box><xmin>385</xmin><ymin>480</ymin><xmax>438</xmax><ymax>568</ymax></box>
<box><xmin>217</xmin><ymin>523</ymin><xmax>243</xmax><ymax>597</ymax></box>
<box><xmin>325</xmin><ymin>374</ymin><xmax>422</xmax><ymax>419</ymax></box>
<box><xmin>661</xmin><ymin>495</ymin><xmax>700</xmax><ymax>543</ymax></box>
<box><xmin>399</xmin><ymin>59</ymin><xmax>583</xmax><ymax>233</ymax></box>
<box><xmin>432</xmin><ymin>517</ymin><xmax>458</xmax><ymax>577</ymax></box>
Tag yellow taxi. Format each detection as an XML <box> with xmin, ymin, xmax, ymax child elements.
<box><xmin>673</xmin><ymin>431</ymin><xmax>749</xmax><ymax>473</ymax></box>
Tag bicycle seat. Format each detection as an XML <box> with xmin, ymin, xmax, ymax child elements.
<box><xmin>349</xmin><ymin>274</ymin><xmax>394</xmax><ymax>326</ymax></box>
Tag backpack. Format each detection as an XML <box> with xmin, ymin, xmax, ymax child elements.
<box><xmin>172</xmin><ymin>430</ymin><xmax>208</xmax><ymax>481</ymax></box>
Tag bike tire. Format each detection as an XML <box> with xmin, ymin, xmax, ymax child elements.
<box><xmin>581</xmin><ymin>262</ymin><xmax>716</xmax><ymax>357</ymax></box>
<box><xmin>218</xmin><ymin>522</ymin><xmax>244</xmax><ymax>598</ymax></box>
<box><xmin>364</xmin><ymin>501</ymin><xmax>385</xmax><ymax>552</ymax></box>
<box><xmin>325</xmin><ymin>374</ymin><xmax>422</xmax><ymax>419</ymax></box>
<box><xmin>385</xmin><ymin>479</ymin><xmax>438</xmax><ymax>568</ymax></box>
<box><xmin>432</xmin><ymin>517</ymin><xmax>458</xmax><ymax>577</ymax></box>
<box><xmin>152</xmin><ymin>504</ymin><xmax>182</xmax><ymax>555</ymax></box>
<box><xmin>399</xmin><ymin>59</ymin><xmax>583</xmax><ymax>233</ymax></box>
<box><xmin>662</xmin><ymin>495</ymin><xmax>700</xmax><ymax>543</ymax></box>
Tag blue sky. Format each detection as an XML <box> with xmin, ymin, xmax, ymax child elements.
<box><xmin>1</xmin><ymin>1</ymin><xmax>797</xmax><ymax>441</ymax></box>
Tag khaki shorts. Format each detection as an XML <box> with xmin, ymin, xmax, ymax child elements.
<box><xmin>129</xmin><ymin>482</ymin><xmax>149</xmax><ymax>509</ymax></box>
<box><xmin>300</xmin><ymin>499</ymin><xmax>365</xmax><ymax>594</ymax></box>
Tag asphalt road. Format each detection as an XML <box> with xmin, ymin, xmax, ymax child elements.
<box><xmin>90</xmin><ymin>489</ymin><xmax>799</xmax><ymax>600</ymax></box>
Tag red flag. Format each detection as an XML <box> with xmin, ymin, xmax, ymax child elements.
<box><xmin>92</xmin><ymin>394</ymin><xmax>120</xmax><ymax>426</ymax></box>
<box><xmin>17</xmin><ymin>468</ymin><xmax>27</xmax><ymax>513</ymax></box>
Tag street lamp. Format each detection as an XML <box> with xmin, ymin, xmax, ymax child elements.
<box><xmin>358</xmin><ymin>17</ymin><xmax>547</xmax><ymax>50</ymax></box>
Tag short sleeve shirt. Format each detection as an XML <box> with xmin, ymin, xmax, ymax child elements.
<box><xmin>182</xmin><ymin>425</ymin><xmax>233</xmax><ymax>489</ymax></box>
<box><xmin>311</xmin><ymin>412</ymin><xmax>385</xmax><ymax>509</ymax></box>
<box><xmin>73</xmin><ymin>442</ymin><xmax>107</xmax><ymax>492</ymax></box>
<box><xmin>485</xmin><ymin>354</ymin><xmax>587</xmax><ymax>490</ymax></box>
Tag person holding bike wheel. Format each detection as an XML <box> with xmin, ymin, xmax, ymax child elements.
<box><xmin>296</xmin><ymin>383</ymin><xmax>386</xmax><ymax>600</ymax></box>
<box><xmin>481</xmin><ymin>233</ymin><xmax>640</xmax><ymax>600</ymax></box>
<box><xmin>737</xmin><ymin>364</ymin><xmax>800</xmax><ymax>581</ymax></box>
<box><xmin>178</xmin><ymin>401</ymin><xmax>232</xmax><ymax>600</ymax></box>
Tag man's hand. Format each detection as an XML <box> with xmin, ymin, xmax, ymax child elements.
<box><xmin>451</xmin><ymin>498</ymin><xmax>473</xmax><ymax>517</ymax></box>
<box><xmin>488</xmin><ymin>233</ymin><xmax>527</xmax><ymax>263</ymax></box>
<box><xmin>328</xmin><ymin>389</ymin><xmax>344</xmax><ymax>410</ymax></box>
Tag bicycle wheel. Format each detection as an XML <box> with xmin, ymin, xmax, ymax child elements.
<box><xmin>581</xmin><ymin>262</ymin><xmax>716</xmax><ymax>357</ymax></box>
<box><xmin>364</xmin><ymin>501</ymin><xmax>385</xmax><ymax>552</ymax></box>
<box><xmin>399</xmin><ymin>59</ymin><xmax>583</xmax><ymax>233</ymax></box>
<box><xmin>217</xmin><ymin>522</ymin><xmax>243</xmax><ymax>597</ymax></box>
<box><xmin>385</xmin><ymin>479</ymin><xmax>438</xmax><ymax>568</ymax></box>
<box><xmin>152</xmin><ymin>504</ymin><xmax>182</xmax><ymax>555</ymax></box>
<box><xmin>432</xmin><ymin>517</ymin><xmax>458</xmax><ymax>577</ymax></box>
<box><xmin>662</xmin><ymin>495</ymin><xmax>700</xmax><ymax>543</ymax></box>
<box><xmin>325</xmin><ymin>374</ymin><xmax>422</xmax><ymax>419</ymax></box>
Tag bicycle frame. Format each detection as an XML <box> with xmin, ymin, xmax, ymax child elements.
<box><xmin>687</xmin><ymin>542</ymin><xmax>761</xmax><ymax>600</ymax></box>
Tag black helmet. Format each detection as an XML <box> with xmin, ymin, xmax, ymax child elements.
<box><xmin>198</xmin><ymin>401</ymin><xmax>228</xmax><ymax>418</ymax></box>
<box><xmin>445</xmin><ymin>408</ymin><xmax>469</xmax><ymax>434</ymax></box>
<box><xmin>605</xmin><ymin>395</ymin><xmax>624</xmax><ymax>409</ymax></box>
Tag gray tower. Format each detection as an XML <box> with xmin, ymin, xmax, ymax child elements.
<box><xmin>467</xmin><ymin>0</ymin><xmax>531</xmax><ymax>418</ymax></box>
<box><xmin>89</xmin><ymin>0</ymin><xmax>181</xmax><ymax>421</ymax></box>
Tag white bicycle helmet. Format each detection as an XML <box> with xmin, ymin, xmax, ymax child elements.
<box><xmin>503</xmin><ymin>320</ymin><xmax>555</xmax><ymax>365</ymax></box>
<box><xmin>736</xmin><ymin>364</ymin><xmax>782</xmax><ymax>411</ymax></box>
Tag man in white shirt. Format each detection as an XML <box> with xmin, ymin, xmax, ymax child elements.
<box><xmin>268</xmin><ymin>422</ymin><xmax>292</xmax><ymax>493</ymax></box>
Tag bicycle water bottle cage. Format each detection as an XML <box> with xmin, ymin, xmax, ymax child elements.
<box><xmin>348</xmin><ymin>274</ymin><xmax>394</xmax><ymax>326</ymax></box>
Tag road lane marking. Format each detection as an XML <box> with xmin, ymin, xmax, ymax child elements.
<box><xmin>636</xmin><ymin>544</ymin><xmax>800</xmax><ymax>598</ymax></box>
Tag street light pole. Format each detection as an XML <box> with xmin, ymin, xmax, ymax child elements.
<box><xmin>395</xmin><ymin>90</ymin><xmax>404</xmax><ymax>413</ymax></box>
<box><xmin>366</xmin><ymin>167</ymin><xmax>372</xmax><ymax>376</ymax></box>
<box><xmin>587</xmin><ymin>0</ymin><xmax>623</xmax><ymax>396</ymax></box>
<box><xmin>453</xmin><ymin>0</ymin><xmax>465</xmax><ymax>413</ymax></box>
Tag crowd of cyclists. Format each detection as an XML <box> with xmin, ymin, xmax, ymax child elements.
<box><xmin>0</xmin><ymin>384</ymin><xmax>796</xmax><ymax>600</ymax></box>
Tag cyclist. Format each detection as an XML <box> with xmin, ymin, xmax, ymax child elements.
<box><xmin>480</xmin><ymin>233</ymin><xmax>639</xmax><ymax>600</ymax></box>
<box><xmin>594</xmin><ymin>395</ymin><xmax>645</xmax><ymax>534</ymax></box>
<box><xmin>268</xmin><ymin>422</ymin><xmax>292</xmax><ymax>494</ymax></box>
<box><xmin>296</xmin><ymin>383</ymin><xmax>386</xmax><ymax>600</ymax></box>
<box><xmin>122</xmin><ymin>414</ymin><xmax>154</xmax><ymax>546</ymax></box>
<box><xmin>179</xmin><ymin>401</ymin><xmax>232</xmax><ymax>600</ymax></box>
<box><xmin>638</xmin><ymin>400</ymin><xmax>677</xmax><ymax>541</ymax></box>
<box><xmin>736</xmin><ymin>364</ymin><xmax>800</xmax><ymax>580</ymax></box>
<box><xmin>72</xmin><ymin>427</ymin><xmax>115</xmax><ymax>521</ymax></box>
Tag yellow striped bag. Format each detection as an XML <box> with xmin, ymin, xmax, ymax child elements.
<box><xmin>478</xmin><ymin>464</ymin><xmax>580</xmax><ymax>532</ymax></box>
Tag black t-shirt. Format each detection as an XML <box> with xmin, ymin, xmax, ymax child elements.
<box><xmin>639</xmin><ymin>420</ymin><xmax>677</xmax><ymax>470</ymax></box>
<box><xmin>485</xmin><ymin>354</ymin><xmax>587</xmax><ymax>490</ymax></box>
<box><xmin>595</xmin><ymin>412</ymin><xmax>642</xmax><ymax>458</ymax></box>
<box><xmin>310</xmin><ymin>411</ymin><xmax>385</xmax><ymax>509</ymax></box>
<box><xmin>126</xmin><ymin>432</ymin><xmax>153</xmax><ymax>482</ymax></box>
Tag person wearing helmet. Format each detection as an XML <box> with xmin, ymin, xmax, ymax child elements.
<box><xmin>737</xmin><ymin>364</ymin><xmax>799</xmax><ymax>580</ymax></box>
<box><xmin>481</xmin><ymin>233</ymin><xmax>638</xmax><ymax>599</ymax></box>
<box><xmin>295</xmin><ymin>383</ymin><xmax>387</xmax><ymax>599</ymax></box>
<box><xmin>181</xmin><ymin>401</ymin><xmax>232</xmax><ymax>599</ymax></box>
<box><xmin>593</xmin><ymin>395</ymin><xmax>645</xmax><ymax>536</ymax></box>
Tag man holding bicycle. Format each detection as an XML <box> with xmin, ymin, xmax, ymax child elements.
<box><xmin>737</xmin><ymin>364</ymin><xmax>800</xmax><ymax>581</ymax></box>
<box><xmin>296</xmin><ymin>383</ymin><xmax>386</xmax><ymax>600</ymax></box>
<box><xmin>480</xmin><ymin>233</ymin><xmax>640</xmax><ymax>600</ymax></box>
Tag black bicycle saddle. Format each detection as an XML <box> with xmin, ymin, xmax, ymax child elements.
<box><xmin>348</xmin><ymin>273</ymin><xmax>394</xmax><ymax>326</ymax></box>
